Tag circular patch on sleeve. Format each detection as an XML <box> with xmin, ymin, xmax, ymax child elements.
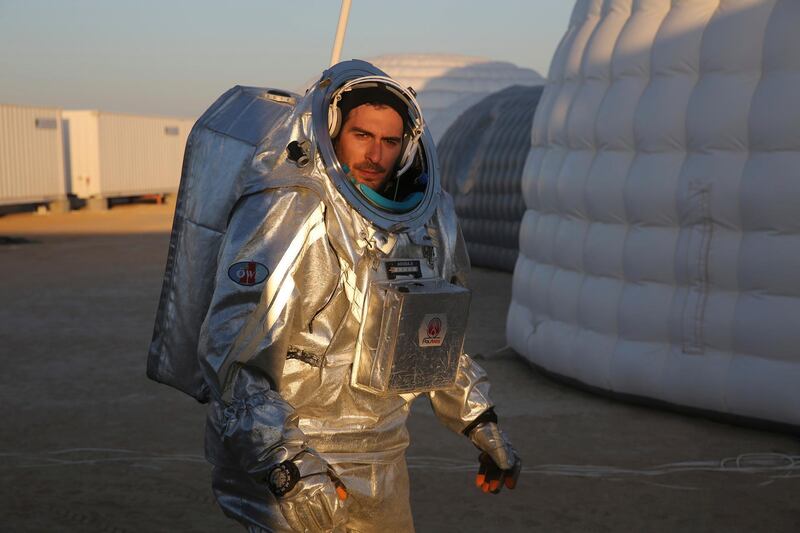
<box><xmin>228</xmin><ymin>261</ymin><xmax>269</xmax><ymax>286</ymax></box>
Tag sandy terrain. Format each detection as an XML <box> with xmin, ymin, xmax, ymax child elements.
<box><xmin>1</xmin><ymin>204</ymin><xmax>798</xmax><ymax>532</ymax></box>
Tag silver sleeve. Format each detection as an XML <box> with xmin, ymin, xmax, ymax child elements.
<box><xmin>428</xmin><ymin>353</ymin><xmax>495</xmax><ymax>435</ymax></box>
<box><xmin>199</xmin><ymin>187</ymin><xmax>330</xmax><ymax>475</ymax></box>
<box><xmin>451</xmin><ymin>217</ymin><xmax>471</xmax><ymax>287</ymax></box>
<box><xmin>427</xmin><ymin>201</ymin><xmax>493</xmax><ymax>433</ymax></box>
<box><xmin>205</xmin><ymin>365</ymin><xmax>306</xmax><ymax>476</ymax></box>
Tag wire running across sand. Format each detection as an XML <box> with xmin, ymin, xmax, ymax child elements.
<box><xmin>2</xmin><ymin>448</ymin><xmax>798</xmax><ymax>483</ymax></box>
<box><xmin>0</xmin><ymin>448</ymin><xmax>206</xmax><ymax>469</ymax></box>
<box><xmin>406</xmin><ymin>452</ymin><xmax>800</xmax><ymax>480</ymax></box>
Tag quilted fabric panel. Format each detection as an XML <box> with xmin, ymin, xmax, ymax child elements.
<box><xmin>508</xmin><ymin>0</ymin><xmax>800</xmax><ymax>427</ymax></box>
<box><xmin>438</xmin><ymin>85</ymin><xmax>545</xmax><ymax>271</ymax></box>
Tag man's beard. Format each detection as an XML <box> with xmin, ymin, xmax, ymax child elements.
<box><xmin>353</xmin><ymin>161</ymin><xmax>394</xmax><ymax>192</ymax></box>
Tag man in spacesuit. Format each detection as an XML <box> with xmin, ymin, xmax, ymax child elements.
<box><xmin>148</xmin><ymin>60</ymin><xmax>519</xmax><ymax>532</ymax></box>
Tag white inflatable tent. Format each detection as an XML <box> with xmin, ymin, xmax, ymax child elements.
<box><xmin>438</xmin><ymin>85</ymin><xmax>545</xmax><ymax>272</ymax></box>
<box><xmin>368</xmin><ymin>54</ymin><xmax>544</xmax><ymax>142</ymax></box>
<box><xmin>508</xmin><ymin>0</ymin><xmax>800</xmax><ymax>430</ymax></box>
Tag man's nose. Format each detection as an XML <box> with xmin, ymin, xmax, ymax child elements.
<box><xmin>365</xmin><ymin>140</ymin><xmax>381</xmax><ymax>163</ymax></box>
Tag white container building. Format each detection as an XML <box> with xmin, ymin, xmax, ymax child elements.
<box><xmin>63</xmin><ymin>111</ymin><xmax>194</xmax><ymax>201</ymax></box>
<box><xmin>0</xmin><ymin>104</ymin><xmax>67</xmax><ymax>207</ymax></box>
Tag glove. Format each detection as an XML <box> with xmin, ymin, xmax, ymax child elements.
<box><xmin>268</xmin><ymin>450</ymin><xmax>349</xmax><ymax>532</ymax></box>
<box><xmin>468</xmin><ymin>421</ymin><xmax>521</xmax><ymax>494</ymax></box>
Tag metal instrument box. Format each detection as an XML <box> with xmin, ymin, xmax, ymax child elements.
<box><xmin>353</xmin><ymin>278</ymin><xmax>471</xmax><ymax>395</ymax></box>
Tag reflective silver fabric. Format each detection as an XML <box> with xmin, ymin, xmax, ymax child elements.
<box><xmin>149</xmin><ymin>61</ymin><xmax>496</xmax><ymax>532</ymax></box>
<box><xmin>469</xmin><ymin>422</ymin><xmax>516</xmax><ymax>471</ymax></box>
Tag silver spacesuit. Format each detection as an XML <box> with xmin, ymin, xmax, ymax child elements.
<box><xmin>148</xmin><ymin>60</ymin><xmax>518</xmax><ymax>532</ymax></box>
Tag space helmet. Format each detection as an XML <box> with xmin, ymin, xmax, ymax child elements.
<box><xmin>311</xmin><ymin>60</ymin><xmax>440</xmax><ymax>232</ymax></box>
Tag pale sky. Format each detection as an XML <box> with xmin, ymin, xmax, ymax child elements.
<box><xmin>0</xmin><ymin>0</ymin><xmax>573</xmax><ymax>118</ymax></box>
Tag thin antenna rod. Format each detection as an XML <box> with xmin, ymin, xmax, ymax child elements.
<box><xmin>329</xmin><ymin>0</ymin><xmax>352</xmax><ymax>66</ymax></box>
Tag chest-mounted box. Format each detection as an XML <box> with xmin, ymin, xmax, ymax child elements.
<box><xmin>352</xmin><ymin>277</ymin><xmax>471</xmax><ymax>395</ymax></box>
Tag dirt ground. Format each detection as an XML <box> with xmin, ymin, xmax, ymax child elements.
<box><xmin>1</xmin><ymin>203</ymin><xmax>798</xmax><ymax>533</ymax></box>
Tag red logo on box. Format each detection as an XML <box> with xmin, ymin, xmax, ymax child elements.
<box><xmin>427</xmin><ymin>317</ymin><xmax>442</xmax><ymax>338</ymax></box>
<box><xmin>419</xmin><ymin>314</ymin><xmax>447</xmax><ymax>347</ymax></box>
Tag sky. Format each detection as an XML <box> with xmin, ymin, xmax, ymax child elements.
<box><xmin>0</xmin><ymin>0</ymin><xmax>574</xmax><ymax>118</ymax></box>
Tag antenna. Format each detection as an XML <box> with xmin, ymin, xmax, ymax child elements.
<box><xmin>329</xmin><ymin>0</ymin><xmax>352</xmax><ymax>66</ymax></box>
